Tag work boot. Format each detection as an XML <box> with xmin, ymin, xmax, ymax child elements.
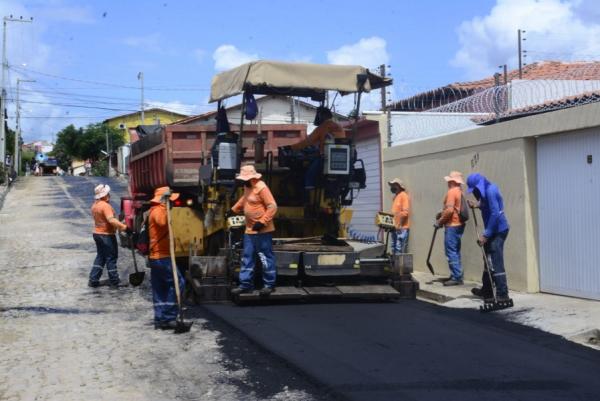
<box><xmin>472</xmin><ymin>287</ymin><xmax>494</xmax><ymax>299</ymax></box>
<box><xmin>109</xmin><ymin>282</ymin><xmax>128</xmax><ymax>289</ymax></box>
<box><xmin>88</xmin><ymin>282</ymin><xmax>99</xmax><ymax>288</ymax></box>
<box><xmin>154</xmin><ymin>321</ymin><xmax>177</xmax><ymax>330</ymax></box>
<box><xmin>443</xmin><ymin>279</ymin><xmax>464</xmax><ymax>286</ymax></box>
<box><xmin>259</xmin><ymin>287</ymin><xmax>275</xmax><ymax>297</ymax></box>
<box><xmin>230</xmin><ymin>287</ymin><xmax>253</xmax><ymax>296</ymax></box>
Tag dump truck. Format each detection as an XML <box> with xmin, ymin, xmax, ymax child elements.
<box><xmin>122</xmin><ymin>61</ymin><xmax>418</xmax><ymax>303</ymax></box>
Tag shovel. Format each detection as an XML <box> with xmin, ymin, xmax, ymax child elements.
<box><xmin>165</xmin><ymin>197</ymin><xmax>193</xmax><ymax>334</ymax></box>
<box><xmin>425</xmin><ymin>226</ymin><xmax>438</xmax><ymax>275</ymax></box>
<box><xmin>128</xmin><ymin>234</ymin><xmax>145</xmax><ymax>286</ymax></box>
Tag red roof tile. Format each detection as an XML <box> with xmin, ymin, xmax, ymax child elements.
<box><xmin>451</xmin><ymin>61</ymin><xmax>600</xmax><ymax>91</ymax></box>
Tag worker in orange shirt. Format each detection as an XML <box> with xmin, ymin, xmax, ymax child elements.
<box><xmin>284</xmin><ymin>107</ymin><xmax>345</xmax><ymax>190</ymax></box>
<box><xmin>89</xmin><ymin>184</ymin><xmax>128</xmax><ymax>288</ymax></box>
<box><xmin>388</xmin><ymin>178</ymin><xmax>410</xmax><ymax>254</ymax></box>
<box><xmin>147</xmin><ymin>186</ymin><xmax>185</xmax><ymax>330</ymax></box>
<box><xmin>230</xmin><ymin>165</ymin><xmax>278</xmax><ymax>296</ymax></box>
<box><xmin>435</xmin><ymin>171</ymin><xmax>467</xmax><ymax>286</ymax></box>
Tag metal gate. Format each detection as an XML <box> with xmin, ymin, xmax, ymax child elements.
<box><xmin>349</xmin><ymin>136</ymin><xmax>382</xmax><ymax>240</ymax></box>
<box><xmin>537</xmin><ymin>130</ymin><xmax>600</xmax><ymax>300</ymax></box>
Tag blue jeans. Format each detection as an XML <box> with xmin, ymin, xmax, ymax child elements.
<box><xmin>444</xmin><ymin>225</ymin><xmax>465</xmax><ymax>280</ymax></box>
<box><xmin>391</xmin><ymin>229</ymin><xmax>409</xmax><ymax>254</ymax></box>
<box><xmin>240</xmin><ymin>233</ymin><xmax>276</xmax><ymax>289</ymax></box>
<box><xmin>149</xmin><ymin>257</ymin><xmax>185</xmax><ymax>323</ymax></box>
<box><xmin>89</xmin><ymin>234</ymin><xmax>119</xmax><ymax>286</ymax></box>
<box><xmin>482</xmin><ymin>230</ymin><xmax>509</xmax><ymax>297</ymax></box>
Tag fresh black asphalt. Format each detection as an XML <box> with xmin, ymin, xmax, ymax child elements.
<box><xmin>203</xmin><ymin>300</ymin><xmax>600</xmax><ymax>401</ymax></box>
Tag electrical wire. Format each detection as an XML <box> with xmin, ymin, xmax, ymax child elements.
<box><xmin>9</xmin><ymin>64</ymin><xmax>210</xmax><ymax>91</ymax></box>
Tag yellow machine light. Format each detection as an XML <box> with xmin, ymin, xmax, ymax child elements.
<box><xmin>186</xmin><ymin>199</ymin><xmax>194</xmax><ymax>207</ymax></box>
<box><xmin>289</xmin><ymin>263</ymin><xmax>298</xmax><ymax>269</ymax></box>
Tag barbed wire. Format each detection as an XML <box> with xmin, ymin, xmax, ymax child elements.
<box><xmin>388</xmin><ymin>62</ymin><xmax>600</xmax><ymax>143</ymax></box>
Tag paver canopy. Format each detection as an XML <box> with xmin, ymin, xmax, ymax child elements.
<box><xmin>209</xmin><ymin>60</ymin><xmax>392</xmax><ymax>102</ymax></box>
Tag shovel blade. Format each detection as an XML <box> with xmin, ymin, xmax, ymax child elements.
<box><xmin>129</xmin><ymin>271</ymin><xmax>145</xmax><ymax>287</ymax></box>
<box><xmin>173</xmin><ymin>320</ymin><xmax>193</xmax><ymax>334</ymax></box>
<box><xmin>426</xmin><ymin>262</ymin><xmax>435</xmax><ymax>275</ymax></box>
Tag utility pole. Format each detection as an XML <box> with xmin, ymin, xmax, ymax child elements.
<box><xmin>15</xmin><ymin>78</ymin><xmax>35</xmax><ymax>176</ymax></box>
<box><xmin>138</xmin><ymin>71</ymin><xmax>144</xmax><ymax>124</ymax></box>
<box><xmin>379</xmin><ymin>64</ymin><xmax>386</xmax><ymax>110</ymax></box>
<box><xmin>105</xmin><ymin>128</ymin><xmax>111</xmax><ymax>177</ymax></box>
<box><xmin>518</xmin><ymin>29</ymin><xmax>526</xmax><ymax>79</ymax></box>
<box><xmin>500</xmin><ymin>64</ymin><xmax>508</xmax><ymax>84</ymax></box>
<box><xmin>1</xmin><ymin>15</ymin><xmax>32</xmax><ymax>173</ymax></box>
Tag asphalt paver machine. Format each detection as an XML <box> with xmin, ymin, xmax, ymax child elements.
<box><xmin>188</xmin><ymin>60</ymin><xmax>418</xmax><ymax>303</ymax></box>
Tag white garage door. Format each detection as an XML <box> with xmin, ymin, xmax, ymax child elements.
<box><xmin>348</xmin><ymin>136</ymin><xmax>381</xmax><ymax>241</ymax></box>
<box><xmin>537</xmin><ymin>130</ymin><xmax>600</xmax><ymax>300</ymax></box>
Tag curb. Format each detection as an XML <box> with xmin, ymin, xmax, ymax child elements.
<box><xmin>417</xmin><ymin>288</ymin><xmax>456</xmax><ymax>303</ymax></box>
<box><xmin>0</xmin><ymin>184</ymin><xmax>9</xmax><ymax>211</ymax></box>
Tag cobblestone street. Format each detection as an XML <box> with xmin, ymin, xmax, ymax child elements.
<box><xmin>0</xmin><ymin>177</ymin><xmax>325</xmax><ymax>401</ymax></box>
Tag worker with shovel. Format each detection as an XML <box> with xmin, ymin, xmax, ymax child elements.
<box><xmin>230</xmin><ymin>165</ymin><xmax>278</xmax><ymax>296</ymax></box>
<box><xmin>89</xmin><ymin>184</ymin><xmax>129</xmax><ymax>288</ymax></box>
<box><xmin>388</xmin><ymin>178</ymin><xmax>410</xmax><ymax>254</ymax></box>
<box><xmin>147</xmin><ymin>186</ymin><xmax>186</xmax><ymax>330</ymax></box>
<box><xmin>466</xmin><ymin>173</ymin><xmax>511</xmax><ymax>302</ymax></box>
<box><xmin>435</xmin><ymin>171</ymin><xmax>468</xmax><ymax>286</ymax></box>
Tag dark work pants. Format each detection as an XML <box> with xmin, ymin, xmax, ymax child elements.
<box><xmin>481</xmin><ymin>229</ymin><xmax>510</xmax><ymax>297</ymax></box>
<box><xmin>89</xmin><ymin>234</ymin><xmax>119</xmax><ymax>286</ymax></box>
<box><xmin>149</xmin><ymin>257</ymin><xmax>185</xmax><ymax>323</ymax></box>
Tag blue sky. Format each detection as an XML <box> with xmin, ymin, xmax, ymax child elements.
<box><xmin>2</xmin><ymin>0</ymin><xmax>600</xmax><ymax>141</ymax></box>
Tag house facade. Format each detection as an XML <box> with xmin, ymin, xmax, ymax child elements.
<box><xmin>104</xmin><ymin>108</ymin><xmax>188</xmax><ymax>143</ymax></box>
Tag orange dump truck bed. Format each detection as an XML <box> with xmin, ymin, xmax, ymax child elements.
<box><xmin>129</xmin><ymin>124</ymin><xmax>307</xmax><ymax>196</ymax></box>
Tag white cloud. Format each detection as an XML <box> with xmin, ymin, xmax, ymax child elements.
<box><xmin>327</xmin><ymin>36</ymin><xmax>389</xmax><ymax>67</ymax></box>
<box><xmin>326</xmin><ymin>37</ymin><xmax>391</xmax><ymax>113</ymax></box>
<box><xmin>212</xmin><ymin>45</ymin><xmax>258</xmax><ymax>71</ymax></box>
<box><xmin>452</xmin><ymin>0</ymin><xmax>600</xmax><ymax>79</ymax></box>
<box><xmin>145</xmin><ymin>100</ymin><xmax>202</xmax><ymax>116</ymax></box>
<box><xmin>38</xmin><ymin>5</ymin><xmax>96</xmax><ymax>24</ymax></box>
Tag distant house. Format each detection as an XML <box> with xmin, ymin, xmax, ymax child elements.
<box><xmin>70</xmin><ymin>159</ymin><xmax>86</xmax><ymax>176</ymax></box>
<box><xmin>104</xmin><ymin>108</ymin><xmax>188</xmax><ymax>143</ymax></box>
<box><xmin>173</xmin><ymin>95</ymin><xmax>348</xmax><ymax>130</ymax></box>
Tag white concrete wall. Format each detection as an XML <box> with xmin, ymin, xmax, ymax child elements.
<box><xmin>382</xmin><ymin>101</ymin><xmax>600</xmax><ymax>293</ymax></box>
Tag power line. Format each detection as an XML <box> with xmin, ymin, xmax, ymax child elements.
<box><xmin>4</xmin><ymin>98</ymin><xmax>138</xmax><ymax>112</ymax></box>
<box><xmin>9</xmin><ymin>64</ymin><xmax>210</xmax><ymax>91</ymax></box>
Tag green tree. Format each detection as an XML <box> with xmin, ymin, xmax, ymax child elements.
<box><xmin>51</xmin><ymin>123</ymin><xmax>125</xmax><ymax>172</ymax></box>
<box><xmin>52</xmin><ymin>124</ymin><xmax>82</xmax><ymax>171</ymax></box>
<box><xmin>76</xmin><ymin>123</ymin><xmax>124</xmax><ymax>161</ymax></box>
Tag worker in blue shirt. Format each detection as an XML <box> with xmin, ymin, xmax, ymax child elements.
<box><xmin>466</xmin><ymin>173</ymin><xmax>510</xmax><ymax>301</ymax></box>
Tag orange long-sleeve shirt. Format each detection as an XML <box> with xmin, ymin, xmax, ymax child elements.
<box><xmin>232</xmin><ymin>180</ymin><xmax>277</xmax><ymax>234</ymax></box>
<box><xmin>438</xmin><ymin>186</ymin><xmax>463</xmax><ymax>227</ymax></box>
<box><xmin>148</xmin><ymin>203</ymin><xmax>170</xmax><ymax>260</ymax></box>
<box><xmin>290</xmin><ymin>119</ymin><xmax>345</xmax><ymax>153</ymax></box>
<box><xmin>391</xmin><ymin>191</ymin><xmax>410</xmax><ymax>229</ymax></box>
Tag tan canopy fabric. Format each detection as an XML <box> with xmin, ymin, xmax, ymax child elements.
<box><xmin>209</xmin><ymin>60</ymin><xmax>392</xmax><ymax>102</ymax></box>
